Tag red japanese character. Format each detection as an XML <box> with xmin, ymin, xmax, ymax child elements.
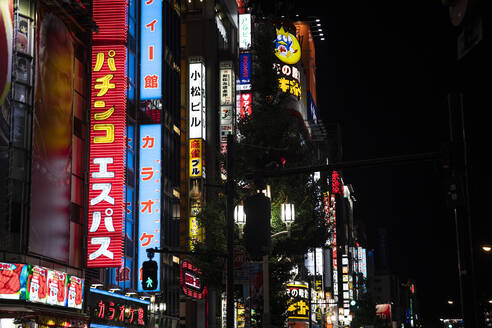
<box><xmin>98</xmin><ymin>300</ymin><xmax>106</xmax><ymax>318</ymax></box>
<box><xmin>140</xmin><ymin>199</ymin><xmax>155</xmax><ymax>213</ymax></box>
<box><xmin>141</xmin><ymin>167</ymin><xmax>154</xmax><ymax>181</ymax></box>
<box><xmin>142</xmin><ymin>135</ymin><xmax>155</xmax><ymax>149</ymax></box>
<box><xmin>140</xmin><ymin>232</ymin><xmax>155</xmax><ymax>247</ymax></box>
<box><xmin>108</xmin><ymin>301</ymin><xmax>116</xmax><ymax>320</ymax></box>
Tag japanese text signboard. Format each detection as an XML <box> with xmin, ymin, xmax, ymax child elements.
<box><xmin>189</xmin><ymin>138</ymin><xmax>202</xmax><ymax>177</ymax></box>
<box><xmin>239</xmin><ymin>53</ymin><xmax>251</xmax><ymax>84</ymax></box>
<box><xmin>137</xmin><ymin>124</ymin><xmax>161</xmax><ymax>292</ymax></box>
<box><xmin>239</xmin><ymin>14</ymin><xmax>251</xmax><ymax>49</ymax></box>
<box><xmin>189</xmin><ymin>61</ymin><xmax>206</xmax><ymax>140</ymax></box>
<box><xmin>140</xmin><ymin>0</ymin><xmax>162</xmax><ymax>99</ymax></box>
<box><xmin>87</xmin><ymin>0</ymin><xmax>128</xmax><ymax>268</ymax></box>
<box><xmin>220</xmin><ymin>62</ymin><xmax>233</xmax><ymax>106</ymax></box>
<box><xmin>89</xmin><ymin>288</ymin><xmax>149</xmax><ymax>327</ymax></box>
<box><xmin>240</xmin><ymin>93</ymin><xmax>252</xmax><ymax>118</ymax></box>
<box><xmin>286</xmin><ymin>282</ymin><xmax>310</xmax><ymax>321</ymax></box>
<box><xmin>180</xmin><ymin>261</ymin><xmax>207</xmax><ymax>300</ymax></box>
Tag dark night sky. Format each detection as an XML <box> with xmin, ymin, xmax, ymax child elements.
<box><xmin>302</xmin><ymin>1</ymin><xmax>461</xmax><ymax>325</ymax></box>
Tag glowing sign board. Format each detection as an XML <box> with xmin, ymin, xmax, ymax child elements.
<box><xmin>180</xmin><ymin>261</ymin><xmax>206</xmax><ymax>299</ymax></box>
<box><xmin>89</xmin><ymin>288</ymin><xmax>149</xmax><ymax>327</ymax></box>
<box><xmin>140</xmin><ymin>0</ymin><xmax>162</xmax><ymax>99</ymax></box>
<box><xmin>137</xmin><ymin>124</ymin><xmax>161</xmax><ymax>292</ymax></box>
<box><xmin>274</xmin><ymin>27</ymin><xmax>301</xmax><ymax>65</ymax></box>
<box><xmin>189</xmin><ymin>138</ymin><xmax>202</xmax><ymax>177</ymax></box>
<box><xmin>239</xmin><ymin>53</ymin><xmax>251</xmax><ymax>84</ymax></box>
<box><xmin>189</xmin><ymin>61</ymin><xmax>206</xmax><ymax>139</ymax></box>
<box><xmin>358</xmin><ymin>247</ymin><xmax>367</xmax><ymax>278</ymax></box>
<box><xmin>0</xmin><ymin>262</ymin><xmax>83</xmax><ymax>308</ymax></box>
<box><xmin>189</xmin><ymin>216</ymin><xmax>204</xmax><ymax>249</ymax></box>
<box><xmin>286</xmin><ymin>282</ymin><xmax>310</xmax><ymax>321</ymax></box>
<box><xmin>239</xmin><ymin>14</ymin><xmax>251</xmax><ymax>49</ymax></box>
<box><xmin>88</xmin><ymin>0</ymin><xmax>128</xmax><ymax>268</ymax></box>
<box><xmin>220</xmin><ymin>62</ymin><xmax>233</xmax><ymax>105</ymax></box>
<box><xmin>239</xmin><ymin>93</ymin><xmax>252</xmax><ymax>118</ymax></box>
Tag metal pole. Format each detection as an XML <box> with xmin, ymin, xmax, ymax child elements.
<box><xmin>263</xmin><ymin>254</ymin><xmax>270</xmax><ymax>328</ymax></box>
<box><xmin>226</xmin><ymin>134</ymin><xmax>235</xmax><ymax>328</ymax></box>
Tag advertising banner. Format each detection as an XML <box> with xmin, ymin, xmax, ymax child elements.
<box><xmin>30</xmin><ymin>10</ymin><xmax>73</xmax><ymax>263</ymax></box>
<box><xmin>286</xmin><ymin>282</ymin><xmax>310</xmax><ymax>321</ymax></box>
<box><xmin>239</xmin><ymin>14</ymin><xmax>251</xmax><ymax>49</ymax></box>
<box><xmin>189</xmin><ymin>138</ymin><xmax>202</xmax><ymax>178</ymax></box>
<box><xmin>1</xmin><ymin>262</ymin><xmax>83</xmax><ymax>308</ymax></box>
<box><xmin>88</xmin><ymin>288</ymin><xmax>149</xmax><ymax>327</ymax></box>
<box><xmin>189</xmin><ymin>61</ymin><xmax>206</xmax><ymax>139</ymax></box>
<box><xmin>140</xmin><ymin>0</ymin><xmax>162</xmax><ymax>99</ymax></box>
<box><xmin>0</xmin><ymin>262</ymin><xmax>27</xmax><ymax>300</ymax></box>
<box><xmin>239</xmin><ymin>93</ymin><xmax>252</xmax><ymax>118</ymax></box>
<box><xmin>87</xmin><ymin>0</ymin><xmax>128</xmax><ymax>268</ymax></box>
<box><xmin>239</xmin><ymin>53</ymin><xmax>251</xmax><ymax>84</ymax></box>
<box><xmin>219</xmin><ymin>62</ymin><xmax>233</xmax><ymax>106</ymax></box>
<box><xmin>137</xmin><ymin>124</ymin><xmax>161</xmax><ymax>292</ymax></box>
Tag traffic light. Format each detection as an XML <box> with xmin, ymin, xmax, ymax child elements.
<box><xmin>142</xmin><ymin>259</ymin><xmax>158</xmax><ymax>290</ymax></box>
<box><xmin>243</xmin><ymin>192</ymin><xmax>271</xmax><ymax>259</ymax></box>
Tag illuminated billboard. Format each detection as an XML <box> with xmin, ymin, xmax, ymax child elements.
<box><xmin>0</xmin><ymin>262</ymin><xmax>83</xmax><ymax>309</ymax></box>
<box><xmin>286</xmin><ymin>282</ymin><xmax>310</xmax><ymax>321</ymax></box>
<box><xmin>239</xmin><ymin>14</ymin><xmax>251</xmax><ymax>49</ymax></box>
<box><xmin>274</xmin><ymin>27</ymin><xmax>301</xmax><ymax>65</ymax></box>
<box><xmin>140</xmin><ymin>0</ymin><xmax>162</xmax><ymax>99</ymax></box>
<box><xmin>239</xmin><ymin>53</ymin><xmax>251</xmax><ymax>84</ymax></box>
<box><xmin>137</xmin><ymin>124</ymin><xmax>161</xmax><ymax>292</ymax></box>
<box><xmin>87</xmin><ymin>0</ymin><xmax>128</xmax><ymax>268</ymax></box>
<box><xmin>189</xmin><ymin>138</ymin><xmax>202</xmax><ymax>177</ymax></box>
<box><xmin>189</xmin><ymin>61</ymin><xmax>206</xmax><ymax>139</ymax></box>
<box><xmin>239</xmin><ymin>93</ymin><xmax>252</xmax><ymax>118</ymax></box>
<box><xmin>220</xmin><ymin>62</ymin><xmax>233</xmax><ymax>106</ymax></box>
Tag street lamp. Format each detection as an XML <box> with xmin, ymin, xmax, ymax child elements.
<box><xmin>281</xmin><ymin>202</ymin><xmax>295</xmax><ymax>231</ymax></box>
<box><xmin>482</xmin><ymin>245</ymin><xmax>491</xmax><ymax>253</ymax></box>
<box><xmin>234</xmin><ymin>203</ymin><xmax>246</xmax><ymax>237</ymax></box>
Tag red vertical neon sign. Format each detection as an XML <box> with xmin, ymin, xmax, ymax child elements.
<box><xmin>87</xmin><ymin>0</ymin><xmax>128</xmax><ymax>267</ymax></box>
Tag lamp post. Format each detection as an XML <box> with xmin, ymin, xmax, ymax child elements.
<box><xmin>263</xmin><ymin>202</ymin><xmax>296</xmax><ymax>328</ymax></box>
<box><xmin>234</xmin><ymin>203</ymin><xmax>246</xmax><ymax>238</ymax></box>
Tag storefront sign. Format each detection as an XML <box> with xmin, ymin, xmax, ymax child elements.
<box><xmin>89</xmin><ymin>288</ymin><xmax>149</xmax><ymax>327</ymax></box>
<box><xmin>219</xmin><ymin>62</ymin><xmax>233</xmax><ymax>105</ymax></box>
<box><xmin>239</xmin><ymin>93</ymin><xmax>252</xmax><ymax>118</ymax></box>
<box><xmin>273</xmin><ymin>62</ymin><xmax>301</xmax><ymax>99</ymax></box>
<box><xmin>189</xmin><ymin>138</ymin><xmax>202</xmax><ymax>177</ymax></box>
<box><xmin>137</xmin><ymin>124</ymin><xmax>161</xmax><ymax>292</ymax></box>
<box><xmin>0</xmin><ymin>262</ymin><xmax>83</xmax><ymax>309</ymax></box>
<box><xmin>180</xmin><ymin>261</ymin><xmax>206</xmax><ymax>299</ymax></box>
<box><xmin>88</xmin><ymin>0</ymin><xmax>128</xmax><ymax>268</ymax></box>
<box><xmin>239</xmin><ymin>14</ymin><xmax>251</xmax><ymax>49</ymax></box>
<box><xmin>140</xmin><ymin>0</ymin><xmax>162</xmax><ymax>99</ymax></box>
<box><xmin>274</xmin><ymin>27</ymin><xmax>301</xmax><ymax>65</ymax></box>
<box><xmin>189</xmin><ymin>61</ymin><xmax>206</xmax><ymax>139</ymax></box>
<box><xmin>286</xmin><ymin>282</ymin><xmax>310</xmax><ymax>321</ymax></box>
<box><xmin>239</xmin><ymin>53</ymin><xmax>251</xmax><ymax>84</ymax></box>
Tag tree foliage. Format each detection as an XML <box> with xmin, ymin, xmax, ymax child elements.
<box><xmin>193</xmin><ymin>19</ymin><xmax>329</xmax><ymax>327</ymax></box>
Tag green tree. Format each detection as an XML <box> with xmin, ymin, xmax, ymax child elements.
<box><xmin>193</xmin><ymin>20</ymin><xmax>329</xmax><ymax>327</ymax></box>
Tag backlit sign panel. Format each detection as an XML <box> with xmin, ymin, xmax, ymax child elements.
<box><xmin>140</xmin><ymin>0</ymin><xmax>162</xmax><ymax>99</ymax></box>
<box><xmin>239</xmin><ymin>53</ymin><xmax>251</xmax><ymax>84</ymax></box>
<box><xmin>189</xmin><ymin>61</ymin><xmax>206</xmax><ymax>139</ymax></box>
<box><xmin>220</xmin><ymin>62</ymin><xmax>233</xmax><ymax>105</ymax></box>
<box><xmin>189</xmin><ymin>138</ymin><xmax>202</xmax><ymax>177</ymax></box>
<box><xmin>88</xmin><ymin>0</ymin><xmax>128</xmax><ymax>268</ymax></box>
<box><xmin>286</xmin><ymin>282</ymin><xmax>310</xmax><ymax>321</ymax></box>
<box><xmin>239</xmin><ymin>14</ymin><xmax>251</xmax><ymax>49</ymax></box>
<box><xmin>0</xmin><ymin>262</ymin><xmax>83</xmax><ymax>308</ymax></box>
<box><xmin>180</xmin><ymin>261</ymin><xmax>206</xmax><ymax>299</ymax></box>
<box><xmin>358</xmin><ymin>247</ymin><xmax>367</xmax><ymax>279</ymax></box>
<box><xmin>274</xmin><ymin>27</ymin><xmax>301</xmax><ymax>65</ymax></box>
<box><xmin>137</xmin><ymin>124</ymin><xmax>161</xmax><ymax>292</ymax></box>
<box><xmin>89</xmin><ymin>288</ymin><xmax>149</xmax><ymax>327</ymax></box>
<box><xmin>240</xmin><ymin>93</ymin><xmax>252</xmax><ymax>118</ymax></box>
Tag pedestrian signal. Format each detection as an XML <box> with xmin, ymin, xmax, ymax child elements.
<box><xmin>142</xmin><ymin>259</ymin><xmax>158</xmax><ymax>290</ymax></box>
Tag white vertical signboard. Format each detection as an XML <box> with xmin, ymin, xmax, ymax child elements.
<box><xmin>189</xmin><ymin>61</ymin><xmax>206</xmax><ymax>140</ymax></box>
<box><xmin>239</xmin><ymin>14</ymin><xmax>251</xmax><ymax>50</ymax></box>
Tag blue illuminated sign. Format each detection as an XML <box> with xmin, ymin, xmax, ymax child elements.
<box><xmin>307</xmin><ymin>91</ymin><xmax>318</xmax><ymax>124</ymax></box>
<box><xmin>239</xmin><ymin>53</ymin><xmax>251</xmax><ymax>84</ymax></box>
<box><xmin>140</xmin><ymin>0</ymin><xmax>162</xmax><ymax>99</ymax></box>
<box><xmin>137</xmin><ymin>124</ymin><xmax>161</xmax><ymax>292</ymax></box>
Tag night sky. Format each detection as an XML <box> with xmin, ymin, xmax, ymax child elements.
<box><xmin>303</xmin><ymin>0</ymin><xmax>461</xmax><ymax>325</ymax></box>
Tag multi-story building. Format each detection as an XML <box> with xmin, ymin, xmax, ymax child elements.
<box><xmin>1</xmin><ymin>0</ymin><xmax>92</xmax><ymax>326</ymax></box>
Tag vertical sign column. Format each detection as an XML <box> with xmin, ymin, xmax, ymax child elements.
<box><xmin>87</xmin><ymin>0</ymin><xmax>128</xmax><ymax>268</ymax></box>
<box><xmin>219</xmin><ymin>61</ymin><xmax>233</xmax><ymax>154</ymax></box>
<box><xmin>137</xmin><ymin>124</ymin><xmax>161</xmax><ymax>292</ymax></box>
<box><xmin>188</xmin><ymin>61</ymin><xmax>206</xmax><ymax>249</ymax></box>
<box><xmin>140</xmin><ymin>0</ymin><xmax>162</xmax><ymax>100</ymax></box>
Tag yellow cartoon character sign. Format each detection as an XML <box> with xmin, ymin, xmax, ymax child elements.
<box><xmin>274</xmin><ymin>27</ymin><xmax>301</xmax><ymax>65</ymax></box>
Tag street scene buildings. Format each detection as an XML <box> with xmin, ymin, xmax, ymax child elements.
<box><xmin>0</xmin><ymin>1</ymin><xmax>488</xmax><ymax>328</ymax></box>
